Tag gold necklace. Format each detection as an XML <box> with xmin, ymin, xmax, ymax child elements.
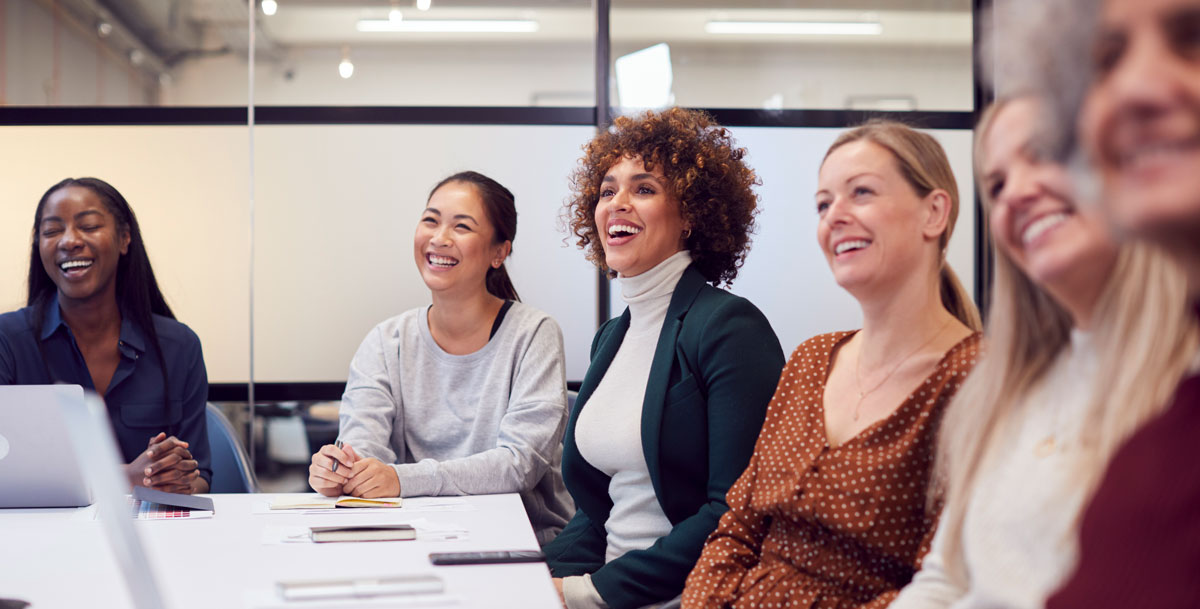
<box><xmin>853</xmin><ymin>318</ymin><xmax>953</xmax><ymax>421</ymax></box>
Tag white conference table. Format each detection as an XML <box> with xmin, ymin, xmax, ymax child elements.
<box><xmin>0</xmin><ymin>493</ymin><xmax>563</xmax><ymax>609</ymax></box>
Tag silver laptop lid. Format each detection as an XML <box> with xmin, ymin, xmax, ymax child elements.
<box><xmin>61</xmin><ymin>390</ymin><xmax>168</xmax><ymax>609</ymax></box>
<box><xmin>0</xmin><ymin>384</ymin><xmax>91</xmax><ymax>508</ymax></box>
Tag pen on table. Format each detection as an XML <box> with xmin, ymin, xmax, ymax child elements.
<box><xmin>332</xmin><ymin>440</ymin><xmax>343</xmax><ymax>473</ymax></box>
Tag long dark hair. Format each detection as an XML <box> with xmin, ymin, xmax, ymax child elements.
<box><xmin>428</xmin><ymin>171</ymin><xmax>520</xmax><ymax>301</ymax></box>
<box><xmin>29</xmin><ymin>178</ymin><xmax>175</xmax><ymax>407</ymax></box>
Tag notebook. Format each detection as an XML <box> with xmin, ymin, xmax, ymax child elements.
<box><xmin>309</xmin><ymin>524</ymin><xmax>416</xmax><ymax>543</ymax></box>
<box><xmin>270</xmin><ymin>495</ymin><xmax>403</xmax><ymax>510</ymax></box>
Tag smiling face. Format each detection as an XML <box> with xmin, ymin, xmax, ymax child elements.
<box><xmin>983</xmin><ymin>99</ymin><xmax>1119</xmax><ymax>288</ymax></box>
<box><xmin>595</xmin><ymin>155</ymin><xmax>689</xmax><ymax>278</ymax></box>
<box><xmin>37</xmin><ymin>186</ymin><xmax>130</xmax><ymax>307</ymax></box>
<box><xmin>413</xmin><ymin>181</ymin><xmax>508</xmax><ymax>296</ymax></box>
<box><xmin>815</xmin><ymin>140</ymin><xmax>945</xmax><ymax>297</ymax></box>
<box><xmin>1081</xmin><ymin>0</ymin><xmax>1200</xmax><ymax>251</ymax></box>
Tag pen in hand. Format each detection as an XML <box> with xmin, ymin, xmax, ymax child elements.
<box><xmin>332</xmin><ymin>440</ymin><xmax>344</xmax><ymax>473</ymax></box>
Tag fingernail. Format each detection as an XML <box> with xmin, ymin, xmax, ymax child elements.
<box><xmin>147</xmin><ymin>450</ymin><xmax>154</xmax><ymax>457</ymax></box>
<box><xmin>143</xmin><ymin>478</ymin><xmax>151</xmax><ymax>485</ymax></box>
<box><xmin>144</xmin><ymin>467</ymin><xmax>152</xmax><ymax>475</ymax></box>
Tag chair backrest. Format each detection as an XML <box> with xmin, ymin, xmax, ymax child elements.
<box><xmin>567</xmin><ymin>390</ymin><xmax>578</xmax><ymax>410</ymax></box>
<box><xmin>206</xmin><ymin>403</ymin><xmax>258</xmax><ymax>493</ymax></box>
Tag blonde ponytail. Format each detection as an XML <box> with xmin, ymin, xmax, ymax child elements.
<box><xmin>941</xmin><ymin>266</ymin><xmax>982</xmax><ymax>331</ymax></box>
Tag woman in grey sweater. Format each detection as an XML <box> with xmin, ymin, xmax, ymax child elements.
<box><xmin>307</xmin><ymin>171</ymin><xmax>573</xmax><ymax>543</ymax></box>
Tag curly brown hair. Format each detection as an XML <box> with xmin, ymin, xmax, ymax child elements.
<box><xmin>565</xmin><ymin>107</ymin><xmax>761</xmax><ymax>286</ymax></box>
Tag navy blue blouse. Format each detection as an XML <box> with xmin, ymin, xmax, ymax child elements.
<box><xmin>0</xmin><ymin>297</ymin><xmax>211</xmax><ymax>484</ymax></box>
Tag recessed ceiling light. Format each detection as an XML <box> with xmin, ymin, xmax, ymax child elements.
<box><xmin>261</xmin><ymin>0</ymin><xmax>277</xmax><ymax>16</ymax></box>
<box><xmin>338</xmin><ymin>46</ymin><xmax>354</xmax><ymax>79</ymax></box>
<box><xmin>356</xmin><ymin>19</ymin><xmax>538</xmax><ymax>33</ymax></box>
<box><xmin>704</xmin><ymin>21</ymin><xmax>882</xmax><ymax>36</ymax></box>
<box><xmin>97</xmin><ymin>21</ymin><xmax>113</xmax><ymax>37</ymax></box>
<box><xmin>416</xmin><ymin>0</ymin><xmax>431</xmax><ymax>10</ymax></box>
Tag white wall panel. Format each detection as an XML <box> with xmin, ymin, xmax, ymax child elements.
<box><xmin>251</xmin><ymin>124</ymin><xmax>598</xmax><ymax>382</ymax></box>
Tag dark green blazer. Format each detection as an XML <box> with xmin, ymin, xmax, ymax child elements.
<box><xmin>543</xmin><ymin>265</ymin><xmax>785</xmax><ymax>609</ymax></box>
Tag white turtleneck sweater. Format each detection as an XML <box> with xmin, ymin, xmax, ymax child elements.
<box><xmin>564</xmin><ymin>250</ymin><xmax>694</xmax><ymax>609</ymax></box>
<box><xmin>891</xmin><ymin>330</ymin><xmax>1100</xmax><ymax>609</ymax></box>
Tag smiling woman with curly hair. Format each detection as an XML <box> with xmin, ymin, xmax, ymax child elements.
<box><xmin>565</xmin><ymin>107</ymin><xmax>760</xmax><ymax>286</ymax></box>
<box><xmin>542</xmin><ymin>107</ymin><xmax>785</xmax><ymax>609</ymax></box>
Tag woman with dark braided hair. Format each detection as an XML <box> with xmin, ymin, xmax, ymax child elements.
<box><xmin>0</xmin><ymin>177</ymin><xmax>210</xmax><ymax>494</ymax></box>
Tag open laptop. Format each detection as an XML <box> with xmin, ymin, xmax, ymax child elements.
<box><xmin>60</xmin><ymin>389</ymin><xmax>167</xmax><ymax>609</ymax></box>
<box><xmin>0</xmin><ymin>384</ymin><xmax>91</xmax><ymax>508</ymax></box>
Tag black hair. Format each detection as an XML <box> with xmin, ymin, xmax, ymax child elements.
<box><xmin>428</xmin><ymin>171</ymin><xmax>521</xmax><ymax>302</ymax></box>
<box><xmin>29</xmin><ymin>178</ymin><xmax>174</xmax><ymax>411</ymax></box>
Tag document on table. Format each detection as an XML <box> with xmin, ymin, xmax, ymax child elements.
<box><xmin>271</xmin><ymin>495</ymin><xmax>403</xmax><ymax>510</ymax></box>
<box><xmin>243</xmin><ymin>588</ymin><xmax>461</xmax><ymax>608</ymax></box>
<box><xmin>253</xmin><ymin>495</ymin><xmax>475</xmax><ymax>515</ymax></box>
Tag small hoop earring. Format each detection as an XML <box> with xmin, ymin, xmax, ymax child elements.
<box><xmin>683</xmin><ymin>229</ymin><xmax>692</xmax><ymax>240</ymax></box>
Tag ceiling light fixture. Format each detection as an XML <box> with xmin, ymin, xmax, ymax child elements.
<box><xmin>416</xmin><ymin>0</ymin><xmax>431</xmax><ymax>10</ymax></box>
<box><xmin>261</xmin><ymin>0</ymin><xmax>278</xmax><ymax>16</ymax></box>
<box><xmin>338</xmin><ymin>46</ymin><xmax>354</xmax><ymax>79</ymax></box>
<box><xmin>389</xmin><ymin>1</ymin><xmax>403</xmax><ymax>21</ymax></box>
<box><xmin>96</xmin><ymin>21</ymin><xmax>113</xmax><ymax>38</ymax></box>
<box><xmin>356</xmin><ymin>19</ymin><xmax>538</xmax><ymax>33</ymax></box>
<box><xmin>129</xmin><ymin>49</ymin><xmax>145</xmax><ymax>66</ymax></box>
<box><xmin>704</xmin><ymin>20</ymin><xmax>882</xmax><ymax>36</ymax></box>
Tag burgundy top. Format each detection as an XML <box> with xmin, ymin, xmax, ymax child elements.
<box><xmin>1046</xmin><ymin>302</ymin><xmax>1200</xmax><ymax>609</ymax></box>
<box><xmin>683</xmin><ymin>331</ymin><xmax>982</xmax><ymax>609</ymax></box>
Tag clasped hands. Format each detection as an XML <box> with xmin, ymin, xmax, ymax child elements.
<box><xmin>308</xmin><ymin>443</ymin><xmax>401</xmax><ymax>498</ymax></box>
<box><xmin>126</xmin><ymin>432</ymin><xmax>203</xmax><ymax>495</ymax></box>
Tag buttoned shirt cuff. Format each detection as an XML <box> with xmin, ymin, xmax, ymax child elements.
<box><xmin>563</xmin><ymin>574</ymin><xmax>609</xmax><ymax>609</ymax></box>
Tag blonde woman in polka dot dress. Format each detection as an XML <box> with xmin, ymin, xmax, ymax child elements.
<box><xmin>888</xmin><ymin>98</ymin><xmax>1197</xmax><ymax>609</ymax></box>
<box><xmin>682</xmin><ymin>120</ymin><xmax>983</xmax><ymax>609</ymax></box>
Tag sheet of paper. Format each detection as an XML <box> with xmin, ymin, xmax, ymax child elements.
<box><xmin>268</xmin><ymin>495</ymin><xmax>403</xmax><ymax>511</ymax></box>
<box><xmin>243</xmin><ymin>587</ymin><xmax>461</xmax><ymax>608</ymax></box>
<box><xmin>253</xmin><ymin>496</ymin><xmax>473</xmax><ymax>515</ymax></box>
<box><xmin>396</xmin><ymin>497</ymin><xmax>476</xmax><ymax>513</ymax></box>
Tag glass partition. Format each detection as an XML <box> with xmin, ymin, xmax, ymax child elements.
<box><xmin>1</xmin><ymin>0</ymin><xmax>983</xmax><ymax>484</ymax></box>
<box><xmin>169</xmin><ymin>1</ymin><xmax>597</xmax><ymax>107</ymax></box>
<box><xmin>0</xmin><ymin>0</ymin><xmax>248</xmax><ymax>106</ymax></box>
<box><xmin>609</xmin><ymin>0</ymin><xmax>973</xmax><ymax>111</ymax></box>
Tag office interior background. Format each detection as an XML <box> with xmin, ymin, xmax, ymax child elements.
<box><xmin>0</xmin><ymin>0</ymin><xmax>980</xmax><ymax>488</ymax></box>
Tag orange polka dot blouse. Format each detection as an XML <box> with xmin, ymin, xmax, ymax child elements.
<box><xmin>682</xmin><ymin>331</ymin><xmax>982</xmax><ymax>609</ymax></box>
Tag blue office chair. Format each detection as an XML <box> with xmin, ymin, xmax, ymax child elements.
<box><xmin>206</xmin><ymin>403</ymin><xmax>258</xmax><ymax>493</ymax></box>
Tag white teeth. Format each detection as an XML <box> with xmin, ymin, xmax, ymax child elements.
<box><xmin>608</xmin><ymin>224</ymin><xmax>641</xmax><ymax>236</ymax></box>
<box><xmin>428</xmin><ymin>255</ymin><xmax>458</xmax><ymax>267</ymax></box>
<box><xmin>834</xmin><ymin>240</ymin><xmax>870</xmax><ymax>255</ymax></box>
<box><xmin>59</xmin><ymin>260</ymin><xmax>93</xmax><ymax>271</ymax></box>
<box><xmin>1021</xmin><ymin>213</ymin><xmax>1069</xmax><ymax>245</ymax></box>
